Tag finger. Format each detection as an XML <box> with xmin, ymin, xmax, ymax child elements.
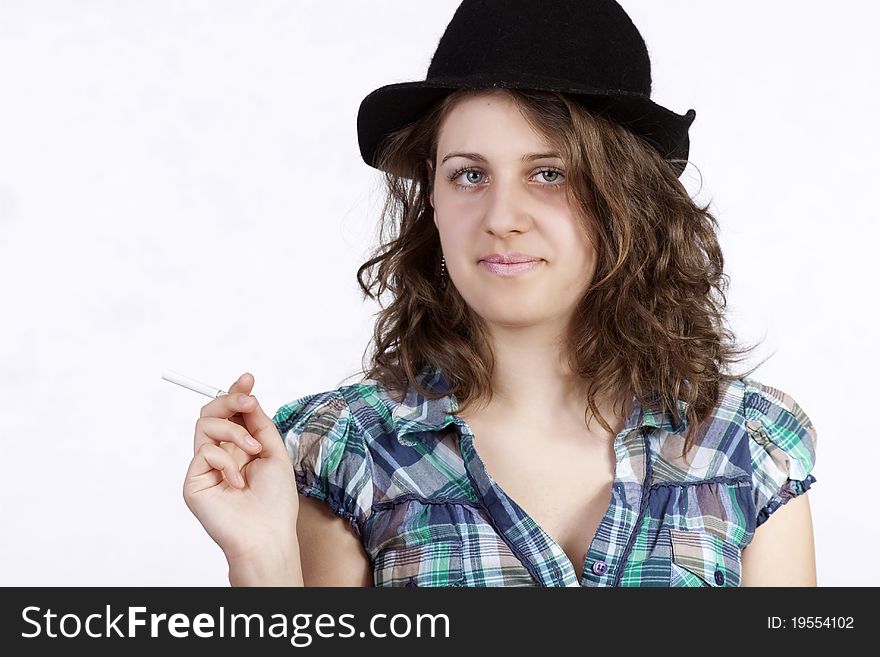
<box><xmin>237</xmin><ymin>372</ymin><xmax>254</xmax><ymax>393</ymax></box>
<box><xmin>223</xmin><ymin>372</ymin><xmax>251</xmax><ymax>430</ymax></box>
<box><xmin>221</xmin><ymin>440</ymin><xmax>253</xmax><ymax>471</ymax></box>
<box><xmin>200</xmin><ymin>443</ymin><xmax>246</xmax><ymax>488</ymax></box>
<box><xmin>226</xmin><ymin>415</ymin><xmax>246</xmax><ymax>430</ymax></box>
<box><xmin>225</xmin><ymin>371</ymin><xmax>252</xmax><ymax>430</ymax></box>
<box><xmin>194</xmin><ymin>415</ymin><xmax>264</xmax><ymax>458</ymax></box>
<box><xmin>183</xmin><ymin>453</ymin><xmax>223</xmax><ymax>503</ymax></box>
<box><xmin>187</xmin><ymin>443</ymin><xmax>245</xmax><ymax>489</ymax></box>
<box><xmin>228</xmin><ymin>374</ymin><xmax>256</xmax><ymax>427</ymax></box>
<box><xmin>227</xmin><ymin>372</ymin><xmax>254</xmax><ymax>403</ymax></box>
<box><xmin>199</xmin><ymin>372</ymin><xmax>253</xmax><ymax>419</ymax></box>
<box><xmin>237</xmin><ymin>393</ymin><xmax>286</xmax><ymax>460</ymax></box>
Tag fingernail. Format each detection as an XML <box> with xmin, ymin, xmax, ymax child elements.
<box><xmin>245</xmin><ymin>435</ymin><xmax>259</xmax><ymax>448</ymax></box>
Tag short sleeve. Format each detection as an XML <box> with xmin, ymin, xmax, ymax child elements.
<box><xmin>742</xmin><ymin>378</ymin><xmax>818</xmax><ymax>528</ymax></box>
<box><xmin>271</xmin><ymin>389</ymin><xmax>374</xmax><ymax>538</ymax></box>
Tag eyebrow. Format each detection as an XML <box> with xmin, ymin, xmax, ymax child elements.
<box><xmin>439</xmin><ymin>151</ymin><xmax>562</xmax><ymax>165</ymax></box>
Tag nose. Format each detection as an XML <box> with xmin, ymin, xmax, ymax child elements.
<box><xmin>481</xmin><ymin>173</ymin><xmax>536</xmax><ymax>236</ymax></box>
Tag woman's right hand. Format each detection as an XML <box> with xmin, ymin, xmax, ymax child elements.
<box><xmin>182</xmin><ymin>372</ymin><xmax>301</xmax><ymax>567</ymax></box>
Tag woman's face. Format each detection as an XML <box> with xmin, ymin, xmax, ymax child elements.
<box><xmin>428</xmin><ymin>92</ymin><xmax>597</xmax><ymax>330</ymax></box>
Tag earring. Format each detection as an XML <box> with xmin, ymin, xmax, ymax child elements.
<box><xmin>440</xmin><ymin>254</ymin><xmax>447</xmax><ymax>290</ymax></box>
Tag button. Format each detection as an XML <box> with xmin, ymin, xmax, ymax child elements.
<box><xmin>591</xmin><ymin>560</ymin><xmax>608</xmax><ymax>576</ymax></box>
<box><xmin>714</xmin><ymin>569</ymin><xmax>725</xmax><ymax>585</ymax></box>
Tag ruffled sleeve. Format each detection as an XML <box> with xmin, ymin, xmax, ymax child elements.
<box><xmin>271</xmin><ymin>389</ymin><xmax>374</xmax><ymax>538</ymax></box>
<box><xmin>742</xmin><ymin>378</ymin><xmax>818</xmax><ymax>529</ymax></box>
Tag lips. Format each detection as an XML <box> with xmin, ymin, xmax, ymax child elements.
<box><xmin>481</xmin><ymin>254</ymin><xmax>541</xmax><ymax>264</ymax></box>
<box><xmin>479</xmin><ymin>259</ymin><xmax>543</xmax><ymax>276</ymax></box>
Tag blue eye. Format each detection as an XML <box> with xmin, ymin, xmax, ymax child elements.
<box><xmin>447</xmin><ymin>167</ymin><xmax>566</xmax><ymax>191</ymax></box>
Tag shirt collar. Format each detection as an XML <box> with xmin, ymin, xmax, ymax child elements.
<box><xmin>391</xmin><ymin>365</ymin><xmax>689</xmax><ymax>446</ymax></box>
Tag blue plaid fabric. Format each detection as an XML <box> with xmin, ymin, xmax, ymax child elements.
<box><xmin>272</xmin><ymin>366</ymin><xmax>817</xmax><ymax>587</ymax></box>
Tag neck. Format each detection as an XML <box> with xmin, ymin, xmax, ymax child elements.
<box><xmin>466</xmin><ymin>327</ymin><xmax>630</xmax><ymax>437</ymax></box>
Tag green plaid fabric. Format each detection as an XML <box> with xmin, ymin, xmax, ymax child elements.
<box><xmin>272</xmin><ymin>366</ymin><xmax>817</xmax><ymax>587</ymax></box>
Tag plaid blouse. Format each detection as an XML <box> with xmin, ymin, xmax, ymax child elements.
<box><xmin>272</xmin><ymin>366</ymin><xmax>818</xmax><ymax>587</ymax></box>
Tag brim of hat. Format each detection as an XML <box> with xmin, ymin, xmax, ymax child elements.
<box><xmin>356</xmin><ymin>78</ymin><xmax>696</xmax><ymax>178</ymax></box>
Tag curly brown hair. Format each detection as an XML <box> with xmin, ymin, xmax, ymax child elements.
<box><xmin>346</xmin><ymin>87</ymin><xmax>768</xmax><ymax>460</ymax></box>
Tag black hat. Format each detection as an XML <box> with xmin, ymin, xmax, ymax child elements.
<box><xmin>357</xmin><ymin>0</ymin><xmax>696</xmax><ymax>178</ymax></box>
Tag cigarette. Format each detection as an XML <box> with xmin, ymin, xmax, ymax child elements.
<box><xmin>162</xmin><ymin>370</ymin><xmax>228</xmax><ymax>399</ymax></box>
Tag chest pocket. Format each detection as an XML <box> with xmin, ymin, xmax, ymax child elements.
<box><xmin>373</xmin><ymin>524</ymin><xmax>465</xmax><ymax>587</ymax></box>
<box><xmin>669</xmin><ymin>527</ymin><xmax>743</xmax><ymax>587</ymax></box>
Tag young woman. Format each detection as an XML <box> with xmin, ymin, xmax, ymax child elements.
<box><xmin>183</xmin><ymin>0</ymin><xmax>818</xmax><ymax>587</ymax></box>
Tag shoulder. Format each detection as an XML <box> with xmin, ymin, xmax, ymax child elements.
<box><xmin>739</xmin><ymin>376</ymin><xmax>818</xmax><ymax>477</ymax></box>
<box><xmin>741</xmin><ymin>377</ymin><xmax>816</xmax><ymax>426</ymax></box>
<box><xmin>650</xmin><ymin>376</ymin><xmax>818</xmax><ymax>521</ymax></box>
<box><xmin>738</xmin><ymin>376</ymin><xmax>819</xmax><ymax>528</ymax></box>
<box><xmin>672</xmin><ymin>376</ymin><xmax>817</xmax><ymax>472</ymax></box>
<box><xmin>271</xmin><ymin>384</ymin><xmax>382</xmax><ymax>537</ymax></box>
<box><xmin>272</xmin><ymin>380</ymin><xmax>393</xmax><ymax>446</ymax></box>
<box><xmin>273</xmin><ymin>388</ymin><xmax>353</xmax><ymax>437</ymax></box>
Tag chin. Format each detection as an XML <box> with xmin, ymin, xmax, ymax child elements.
<box><xmin>472</xmin><ymin>305</ymin><xmax>547</xmax><ymax>325</ymax></box>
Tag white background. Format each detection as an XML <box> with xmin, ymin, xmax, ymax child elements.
<box><xmin>1</xmin><ymin>1</ymin><xmax>876</xmax><ymax>586</ymax></box>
